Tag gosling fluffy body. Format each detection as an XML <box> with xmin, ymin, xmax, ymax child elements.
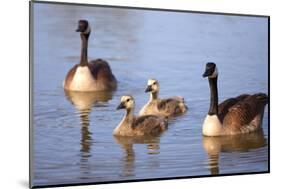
<box><xmin>114</xmin><ymin>95</ymin><xmax>168</xmax><ymax>137</ymax></box>
<box><xmin>139</xmin><ymin>79</ymin><xmax>187</xmax><ymax>117</ymax></box>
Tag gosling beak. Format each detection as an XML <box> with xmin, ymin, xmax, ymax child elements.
<box><xmin>117</xmin><ymin>102</ymin><xmax>125</xmax><ymax>110</ymax></box>
<box><xmin>202</xmin><ymin>68</ymin><xmax>212</xmax><ymax>78</ymax></box>
<box><xmin>76</xmin><ymin>28</ymin><xmax>82</xmax><ymax>32</ymax></box>
<box><xmin>145</xmin><ymin>85</ymin><xmax>152</xmax><ymax>93</ymax></box>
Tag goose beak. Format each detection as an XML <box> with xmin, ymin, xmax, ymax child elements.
<box><xmin>76</xmin><ymin>28</ymin><xmax>81</xmax><ymax>32</ymax></box>
<box><xmin>202</xmin><ymin>69</ymin><xmax>212</xmax><ymax>78</ymax></box>
<box><xmin>117</xmin><ymin>102</ymin><xmax>125</xmax><ymax>110</ymax></box>
<box><xmin>145</xmin><ymin>85</ymin><xmax>152</xmax><ymax>92</ymax></box>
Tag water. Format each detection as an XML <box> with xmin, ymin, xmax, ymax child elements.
<box><xmin>31</xmin><ymin>3</ymin><xmax>269</xmax><ymax>187</ymax></box>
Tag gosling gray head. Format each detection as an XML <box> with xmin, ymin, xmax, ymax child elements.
<box><xmin>145</xmin><ymin>79</ymin><xmax>159</xmax><ymax>93</ymax></box>
<box><xmin>117</xmin><ymin>95</ymin><xmax>135</xmax><ymax>110</ymax></box>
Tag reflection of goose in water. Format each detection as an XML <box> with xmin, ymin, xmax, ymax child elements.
<box><xmin>64</xmin><ymin>90</ymin><xmax>113</xmax><ymax>178</ymax></box>
<box><xmin>79</xmin><ymin>120</ymin><xmax>92</xmax><ymax>179</ymax></box>
<box><xmin>114</xmin><ymin>135</ymin><xmax>161</xmax><ymax>178</ymax></box>
<box><xmin>64</xmin><ymin>90</ymin><xmax>113</xmax><ymax>111</ymax></box>
<box><xmin>202</xmin><ymin>130</ymin><xmax>267</xmax><ymax>175</ymax></box>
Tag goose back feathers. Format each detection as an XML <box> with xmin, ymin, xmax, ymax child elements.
<box><xmin>221</xmin><ymin>93</ymin><xmax>268</xmax><ymax>135</ymax></box>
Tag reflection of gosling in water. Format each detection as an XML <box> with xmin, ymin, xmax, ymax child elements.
<box><xmin>114</xmin><ymin>95</ymin><xmax>168</xmax><ymax>137</ymax></box>
<box><xmin>139</xmin><ymin>79</ymin><xmax>187</xmax><ymax>117</ymax></box>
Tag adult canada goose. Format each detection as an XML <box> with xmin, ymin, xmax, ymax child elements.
<box><xmin>114</xmin><ymin>95</ymin><xmax>168</xmax><ymax>137</ymax></box>
<box><xmin>139</xmin><ymin>79</ymin><xmax>187</xmax><ymax>117</ymax></box>
<box><xmin>63</xmin><ymin>20</ymin><xmax>117</xmax><ymax>92</ymax></box>
<box><xmin>202</xmin><ymin>62</ymin><xmax>268</xmax><ymax>136</ymax></box>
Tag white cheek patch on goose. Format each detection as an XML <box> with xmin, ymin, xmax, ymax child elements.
<box><xmin>209</xmin><ymin>67</ymin><xmax>218</xmax><ymax>78</ymax></box>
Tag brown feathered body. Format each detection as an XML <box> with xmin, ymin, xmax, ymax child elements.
<box><xmin>203</xmin><ymin>93</ymin><xmax>268</xmax><ymax>136</ymax></box>
<box><xmin>219</xmin><ymin>93</ymin><xmax>268</xmax><ymax>135</ymax></box>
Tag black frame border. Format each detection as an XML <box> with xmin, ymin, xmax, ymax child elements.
<box><xmin>29</xmin><ymin>0</ymin><xmax>270</xmax><ymax>188</ymax></box>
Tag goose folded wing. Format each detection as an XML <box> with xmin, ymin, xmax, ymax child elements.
<box><xmin>88</xmin><ymin>58</ymin><xmax>113</xmax><ymax>80</ymax></box>
<box><xmin>222</xmin><ymin>93</ymin><xmax>268</xmax><ymax>132</ymax></box>
<box><xmin>218</xmin><ymin>94</ymin><xmax>250</xmax><ymax>123</ymax></box>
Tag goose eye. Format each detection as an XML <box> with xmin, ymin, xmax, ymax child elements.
<box><xmin>153</xmin><ymin>82</ymin><xmax>156</xmax><ymax>85</ymax></box>
<box><xmin>126</xmin><ymin>99</ymin><xmax>130</xmax><ymax>102</ymax></box>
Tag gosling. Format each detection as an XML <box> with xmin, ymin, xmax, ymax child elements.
<box><xmin>139</xmin><ymin>79</ymin><xmax>187</xmax><ymax>117</ymax></box>
<box><xmin>114</xmin><ymin>95</ymin><xmax>168</xmax><ymax>137</ymax></box>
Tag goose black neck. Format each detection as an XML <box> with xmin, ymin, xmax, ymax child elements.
<box><xmin>80</xmin><ymin>33</ymin><xmax>89</xmax><ymax>66</ymax></box>
<box><xmin>208</xmin><ymin>77</ymin><xmax>218</xmax><ymax>115</ymax></box>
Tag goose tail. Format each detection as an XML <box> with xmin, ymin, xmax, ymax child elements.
<box><xmin>255</xmin><ymin>93</ymin><xmax>268</xmax><ymax>105</ymax></box>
